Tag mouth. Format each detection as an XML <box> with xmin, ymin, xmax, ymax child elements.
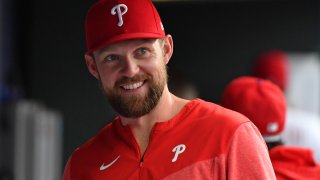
<box><xmin>120</xmin><ymin>81</ymin><xmax>144</xmax><ymax>90</ymax></box>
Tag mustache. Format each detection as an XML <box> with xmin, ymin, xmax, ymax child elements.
<box><xmin>115</xmin><ymin>74</ymin><xmax>151</xmax><ymax>86</ymax></box>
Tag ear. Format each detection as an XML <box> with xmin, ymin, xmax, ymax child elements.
<box><xmin>162</xmin><ymin>34</ymin><xmax>174</xmax><ymax>64</ymax></box>
<box><xmin>85</xmin><ymin>54</ymin><xmax>99</xmax><ymax>79</ymax></box>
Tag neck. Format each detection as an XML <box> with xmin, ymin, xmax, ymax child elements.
<box><xmin>120</xmin><ymin>85</ymin><xmax>189</xmax><ymax>155</ymax></box>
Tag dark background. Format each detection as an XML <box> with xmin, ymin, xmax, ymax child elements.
<box><xmin>7</xmin><ymin>0</ymin><xmax>320</xmax><ymax>167</ymax></box>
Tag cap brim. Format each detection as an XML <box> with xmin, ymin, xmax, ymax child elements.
<box><xmin>86</xmin><ymin>32</ymin><xmax>166</xmax><ymax>54</ymax></box>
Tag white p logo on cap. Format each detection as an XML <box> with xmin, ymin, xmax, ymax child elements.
<box><xmin>111</xmin><ymin>4</ymin><xmax>128</xmax><ymax>27</ymax></box>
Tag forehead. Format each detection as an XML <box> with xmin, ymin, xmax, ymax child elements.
<box><xmin>95</xmin><ymin>38</ymin><xmax>159</xmax><ymax>54</ymax></box>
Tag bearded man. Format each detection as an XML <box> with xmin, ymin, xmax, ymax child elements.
<box><xmin>63</xmin><ymin>0</ymin><xmax>276</xmax><ymax>179</ymax></box>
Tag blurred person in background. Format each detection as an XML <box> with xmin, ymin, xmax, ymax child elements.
<box><xmin>221</xmin><ymin>76</ymin><xmax>320</xmax><ymax>180</ymax></box>
<box><xmin>252</xmin><ymin>50</ymin><xmax>320</xmax><ymax>162</ymax></box>
<box><xmin>62</xmin><ymin>0</ymin><xmax>276</xmax><ymax>179</ymax></box>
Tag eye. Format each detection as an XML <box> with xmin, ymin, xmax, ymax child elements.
<box><xmin>136</xmin><ymin>48</ymin><xmax>149</xmax><ymax>56</ymax></box>
<box><xmin>104</xmin><ymin>54</ymin><xmax>119</xmax><ymax>62</ymax></box>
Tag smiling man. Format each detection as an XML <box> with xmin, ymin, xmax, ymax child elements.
<box><xmin>90</xmin><ymin>38</ymin><xmax>170</xmax><ymax>119</ymax></box>
<box><xmin>62</xmin><ymin>0</ymin><xmax>276</xmax><ymax>179</ymax></box>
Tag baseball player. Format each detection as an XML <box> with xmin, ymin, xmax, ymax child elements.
<box><xmin>252</xmin><ymin>50</ymin><xmax>320</xmax><ymax>162</ymax></box>
<box><xmin>221</xmin><ymin>76</ymin><xmax>320</xmax><ymax>179</ymax></box>
<box><xmin>62</xmin><ymin>0</ymin><xmax>276</xmax><ymax>179</ymax></box>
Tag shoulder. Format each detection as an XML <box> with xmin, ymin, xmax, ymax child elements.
<box><xmin>269</xmin><ymin>146</ymin><xmax>315</xmax><ymax>161</ymax></box>
<box><xmin>64</xmin><ymin>120</ymin><xmax>117</xmax><ymax>178</ymax></box>
<box><xmin>180</xmin><ymin>99</ymin><xmax>252</xmax><ymax>147</ymax></box>
<box><xmin>188</xmin><ymin>98</ymin><xmax>250</xmax><ymax>128</ymax></box>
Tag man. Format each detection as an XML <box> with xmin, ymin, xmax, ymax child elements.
<box><xmin>63</xmin><ymin>0</ymin><xmax>276</xmax><ymax>179</ymax></box>
<box><xmin>221</xmin><ymin>76</ymin><xmax>320</xmax><ymax>179</ymax></box>
<box><xmin>252</xmin><ymin>50</ymin><xmax>320</xmax><ymax>162</ymax></box>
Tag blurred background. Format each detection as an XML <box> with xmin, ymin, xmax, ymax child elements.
<box><xmin>1</xmin><ymin>0</ymin><xmax>319</xmax><ymax>179</ymax></box>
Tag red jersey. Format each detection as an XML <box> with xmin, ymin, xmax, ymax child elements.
<box><xmin>270</xmin><ymin>145</ymin><xmax>320</xmax><ymax>180</ymax></box>
<box><xmin>63</xmin><ymin>99</ymin><xmax>275</xmax><ymax>179</ymax></box>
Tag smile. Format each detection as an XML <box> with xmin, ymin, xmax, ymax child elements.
<box><xmin>121</xmin><ymin>81</ymin><xmax>144</xmax><ymax>90</ymax></box>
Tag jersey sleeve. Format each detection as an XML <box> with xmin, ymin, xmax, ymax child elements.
<box><xmin>227</xmin><ymin>121</ymin><xmax>276</xmax><ymax>179</ymax></box>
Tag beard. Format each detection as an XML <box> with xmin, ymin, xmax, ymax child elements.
<box><xmin>99</xmin><ymin>65</ymin><xmax>167</xmax><ymax>118</ymax></box>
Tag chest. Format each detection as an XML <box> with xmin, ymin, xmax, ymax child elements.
<box><xmin>74</xmin><ymin>127</ymin><xmax>229</xmax><ymax>180</ymax></box>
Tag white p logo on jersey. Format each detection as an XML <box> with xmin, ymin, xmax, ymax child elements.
<box><xmin>172</xmin><ymin>144</ymin><xmax>186</xmax><ymax>162</ymax></box>
<box><xmin>111</xmin><ymin>4</ymin><xmax>128</xmax><ymax>27</ymax></box>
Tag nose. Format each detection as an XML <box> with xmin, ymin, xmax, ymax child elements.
<box><xmin>120</xmin><ymin>57</ymin><xmax>139</xmax><ymax>78</ymax></box>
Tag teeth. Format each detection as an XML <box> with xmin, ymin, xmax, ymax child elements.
<box><xmin>122</xmin><ymin>82</ymin><xmax>143</xmax><ymax>90</ymax></box>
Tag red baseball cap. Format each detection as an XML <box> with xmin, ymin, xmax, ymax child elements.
<box><xmin>252</xmin><ymin>50</ymin><xmax>289</xmax><ymax>91</ymax></box>
<box><xmin>85</xmin><ymin>0</ymin><xmax>166</xmax><ymax>54</ymax></box>
<box><xmin>221</xmin><ymin>76</ymin><xmax>286</xmax><ymax>142</ymax></box>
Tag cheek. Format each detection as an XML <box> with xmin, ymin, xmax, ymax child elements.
<box><xmin>149</xmin><ymin>62</ymin><xmax>167</xmax><ymax>82</ymax></box>
<box><xmin>97</xmin><ymin>67</ymin><xmax>117</xmax><ymax>87</ymax></box>
<box><xmin>143</xmin><ymin>57</ymin><xmax>166</xmax><ymax>73</ymax></box>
